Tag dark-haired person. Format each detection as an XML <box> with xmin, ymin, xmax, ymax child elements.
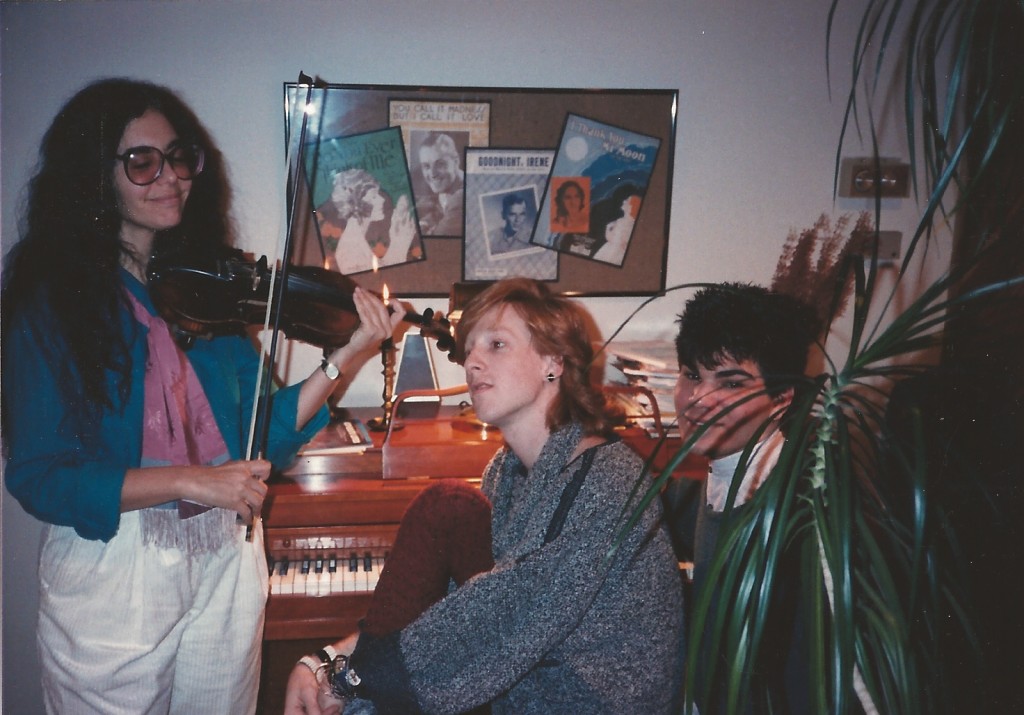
<box><xmin>285</xmin><ymin>277</ymin><xmax>684</xmax><ymax>715</ymax></box>
<box><xmin>673</xmin><ymin>282</ymin><xmax>820</xmax><ymax>714</ymax></box>
<box><xmin>1</xmin><ymin>78</ymin><xmax>401</xmax><ymax>714</ymax></box>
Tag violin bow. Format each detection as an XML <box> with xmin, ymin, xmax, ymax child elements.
<box><xmin>244</xmin><ymin>72</ymin><xmax>326</xmax><ymax>540</ymax></box>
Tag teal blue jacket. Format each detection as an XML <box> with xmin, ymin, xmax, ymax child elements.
<box><xmin>2</xmin><ymin>271</ymin><xmax>328</xmax><ymax>542</ymax></box>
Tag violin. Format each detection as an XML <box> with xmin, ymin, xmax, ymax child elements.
<box><xmin>147</xmin><ymin>251</ymin><xmax>455</xmax><ymax>355</ymax></box>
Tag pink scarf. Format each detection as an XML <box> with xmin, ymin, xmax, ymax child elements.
<box><xmin>126</xmin><ymin>290</ymin><xmax>235</xmax><ymax>551</ymax></box>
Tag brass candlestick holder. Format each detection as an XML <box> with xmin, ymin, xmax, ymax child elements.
<box><xmin>367</xmin><ymin>337</ymin><xmax>400</xmax><ymax>432</ymax></box>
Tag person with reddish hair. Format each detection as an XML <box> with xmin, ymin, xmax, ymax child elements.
<box><xmin>285</xmin><ymin>277</ymin><xmax>684</xmax><ymax>715</ymax></box>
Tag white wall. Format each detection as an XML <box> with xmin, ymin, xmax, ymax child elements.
<box><xmin>1</xmin><ymin>1</ymin><xmax>950</xmax><ymax>712</ymax></box>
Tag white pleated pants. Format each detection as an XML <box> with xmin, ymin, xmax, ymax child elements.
<box><xmin>37</xmin><ymin>511</ymin><xmax>268</xmax><ymax>715</ymax></box>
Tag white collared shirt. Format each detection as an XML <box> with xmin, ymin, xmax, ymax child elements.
<box><xmin>705</xmin><ymin>428</ymin><xmax>785</xmax><ymax>511</ymax></box>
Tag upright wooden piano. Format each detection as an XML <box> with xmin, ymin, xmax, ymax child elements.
<box><xmin>256</xmin><ymin>394</ymin><xmax>703</xmax><ymax>713</ymax></box>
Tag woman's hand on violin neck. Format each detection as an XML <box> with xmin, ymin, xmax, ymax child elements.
<box><xmin>310</xmin><ymin>286</ymin><xmax>397</xmax><ymax>380</ymax></box>
<box><xmin>187</xmin><ymin>459</ymin><xmax>271</xmax><ymax>521</ymax></box>
<box><xmin>295</xmin><ymin>287</ymin><xmax>404</xmax><ymax>429</ymax></box>
<box><xmin>342</xmin><ymin>286</ymin><xmax>404</xmax><ymax>356</ymax></box>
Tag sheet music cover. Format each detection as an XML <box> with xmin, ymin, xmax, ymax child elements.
<box><xmin>463</xmin><ymin>147</ymin><xmax>558</xmax><ymax>281</ymax></box>
<box><xmin>388</xmin><ymin>99</ymin><xmax>491</xmax><ymax>238</ymax></box>
<box><xmin>532</xmin><ymin>114</ymin><xmax>661</xmax><ymax>267</ymax></box>
<box><xmin>304</xmin><ymin>126</ymin><xmax>425</xmax><ymax>276</ymax></box>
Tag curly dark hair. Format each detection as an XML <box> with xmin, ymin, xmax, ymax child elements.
<box><xmin>455</xmin><ymin>277</ymin><xmax>611</xmax><ymax>436</ymax></box>
<box><xmin>675</xmin><ymin>282</ymin><xmax>820</xmax><ymax>398</ymax></box>
<box><xmin>1</xmin><ymin>78</ymin><xmax>232</xmax><ymax>428</ymax></box>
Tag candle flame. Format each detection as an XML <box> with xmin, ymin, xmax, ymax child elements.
<box><xmin>382</xmin><ymin>283</ymin><xmax>390</xmax><ymax>306</ymax></box>
<box><xmin>371</xmin><ymin>255</ymin><xmax>380</xmax><ymax>273</ymax></box>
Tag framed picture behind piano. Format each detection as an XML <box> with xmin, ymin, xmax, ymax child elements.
<box><xmin>284</xmin><ymin>82</ymin><xmax>678</xmax><ymax>297</ymax></box>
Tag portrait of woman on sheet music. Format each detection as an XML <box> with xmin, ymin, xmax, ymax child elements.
<box><xmin>550</xmin><ymin>177</ymin><xmax>589</xmax><ymax>234</ymax></box>
<box><xmin>0</xmin><ymin>78</ymin><xmax>401</xmax><ymax>715</ymax></box>
<box><xmin>589</xmin><ymin>185</ymin><xmax>642</xmax><ymax>267</ymax></box>
<box><xmin>317</xmin><ymin>168</ymin><xmax>421</xmax><ymax>276</ymax></box>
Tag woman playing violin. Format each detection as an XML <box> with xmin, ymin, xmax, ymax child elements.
<box><xmin>1</xmin><ymin>78</ymin><xmax>401</xmax><ymax>715</ymax></box>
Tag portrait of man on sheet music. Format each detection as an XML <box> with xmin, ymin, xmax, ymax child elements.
<box><xmin>411</xmin><ymin>130</ymin><xmax>467</xmax><ymax>237</ymax></box>
<box><xmin>461</xmin><ymin>147</ymin><xmax>558</xmax><ymax>282</ymax></box>
<box><xmin>485</xmin><ymin>190</ymin><xmax>540</xmax><ymax>258</ymax></box>
<box><xmin>388</xmin><ymin>98</ymin><xmax>490</xmax><ymax>241</ymax></box>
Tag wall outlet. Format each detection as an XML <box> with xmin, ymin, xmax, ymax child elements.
<box><xmin>839</xmin><ymin>157</ymin><xmax>910</xmax><ymax>198</ymax></box>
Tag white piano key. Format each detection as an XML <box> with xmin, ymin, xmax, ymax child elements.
<box><xmin>359</xmin><ymin>552</ymin><xmax>373</xmax><ymax>592</ymax></box>
<box><xmin>328</xmin><ymin>555</ymin><xmax>342</xmax><ymax>593</ymax></box>
<box><xmin>315</xmin><ymin>556</ymin><xmax>331</xmax><ymax>596</ymax></box>
<box><xmin>366</xmin><ymin>553</ymin><xmax>384</xmax><ymax>592</ymax></box>
<box><xmin>345</xmin><ymin>553</ymin><xmax>359</xmax><ymax>592</ymax></box>
<box><xmin>278</xmin><ymin>558</ymin><xmax>294</xmax><ymax>595</ymax></box>
<box><xmin>295</xmin><ymin>557</ymin><xmax>310</xmax><ymax>595</ymax></box>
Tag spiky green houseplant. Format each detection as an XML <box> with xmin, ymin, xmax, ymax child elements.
<box><xmin>613</xmin><ymin>238</ymin><xmax>1009</xmax><ymax>714</ymax></box>
<box><xmin>614</xmin><ymin>1</ymin><xmax>1023</xmax><ymax>713</ymax></box>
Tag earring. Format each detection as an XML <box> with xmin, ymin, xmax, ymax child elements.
<box><xmin>546</xmin><ymin>373</ymin><xmax>556</xmax><ymax>383</ymax></box>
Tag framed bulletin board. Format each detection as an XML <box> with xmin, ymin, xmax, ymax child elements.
<box><xmin>285</xmin><ymin>82</ymin><xmax>677</xmax><ymax>297</ymax></box>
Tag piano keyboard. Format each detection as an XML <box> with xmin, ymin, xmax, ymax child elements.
<box><xmin>268</xmin><ymin>533</ymin><xmax>390</xmax><ymax>597</ymax></box>
<box><xmin>268</xmin><ymin>536</ymin><xmax>387</xmax><ymax>594</ymax></box>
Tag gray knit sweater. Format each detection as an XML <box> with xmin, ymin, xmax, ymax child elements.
<box><xmin>349</xmin><ymin>424</ymin><xmax>685</xmax><ymax>714</ymax></box>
